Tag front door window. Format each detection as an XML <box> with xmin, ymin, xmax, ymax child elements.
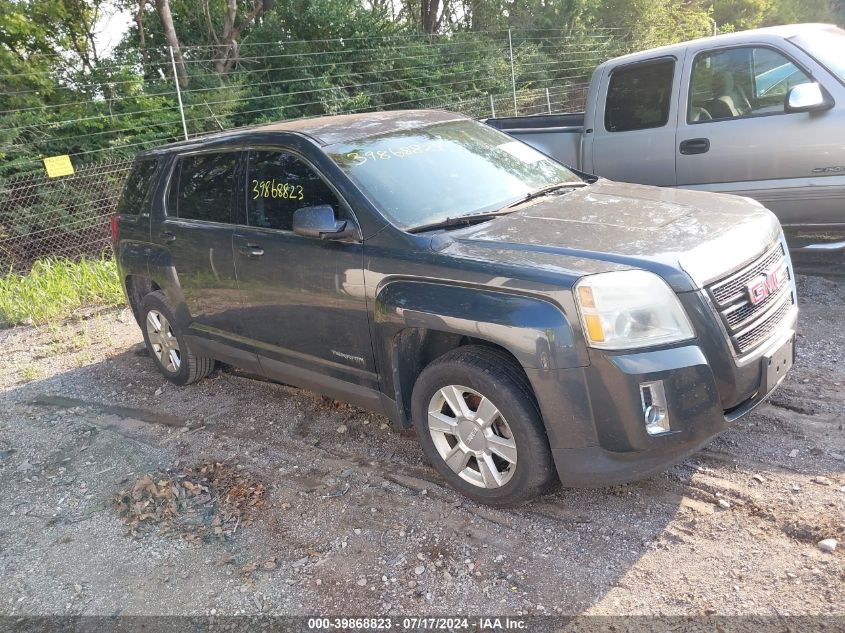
<box><xmin>688</xmin><ymin>47</ymin><xmax>813</xmax><ymax>122</ymax></box>
<box><xmin>246</xmin><ymin>151</ymin><xmax>344</xmax><ymax>231</ymax></box>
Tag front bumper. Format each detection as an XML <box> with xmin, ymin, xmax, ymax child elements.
<box><xmin>526</xmin><ymin>320</ymin><xmax>796</xmax><ymax>488</ymax></box>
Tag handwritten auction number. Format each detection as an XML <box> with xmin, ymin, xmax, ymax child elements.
<box><xmin>345</xmin><ymin>142</ymin><xmax>440</xmax><ymax>167</ymax></box>
<box><xmin>252</xmin><ymin>179</ymin><xmax>304</xmax><ymax>201</ymax></box>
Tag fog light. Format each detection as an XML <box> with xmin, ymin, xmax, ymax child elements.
<box><xmin>640</xmin><ymin>380</ymin><xmax>671</xmax><ymax>435</ymax></box>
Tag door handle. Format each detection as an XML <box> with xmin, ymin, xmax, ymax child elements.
<box><xmin>679</xmin><ymin>138</ymin><xmax>710</xmax><ymax>155</ymax></box>
<box><xmin>239</xmin><ymin>244</ymin><xmax>264</xmax><ymax>258</ymax></box>
<box><xmin>158</xmin><ymin>231</ymin><xmax>176</xmax><ymax>243</ymax></box>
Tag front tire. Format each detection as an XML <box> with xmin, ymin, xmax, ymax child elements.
<box><xmin>140</xmin><ymin>291</ymin><xmax>214</xmax><ymax>386</ymax></box>
<box><xmin>411</xmin><ymin>346</ymin><xmax>557</xmax><ymax>506</ymax></box>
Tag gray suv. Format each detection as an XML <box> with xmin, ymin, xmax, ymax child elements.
<box><xmin>114</xmin><ymin>110</ymin><xmax>797</xmax><ymax>505</ymax></box>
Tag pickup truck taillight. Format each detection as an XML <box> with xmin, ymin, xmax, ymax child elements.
<box><xmin>110</xmin><ymin>215</ymin><xmax>119</xmax><ymax>243</ymax></box>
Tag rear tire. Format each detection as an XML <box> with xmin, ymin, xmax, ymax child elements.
<box><xmin>411</xmin><ymin>345</ymin><xmax>557</xmax><ymax>506</ymax></box>
<box><xmin>140</xmin><ymin>291</ymin><xmax>214</xmax><ymax>386</ymax></box>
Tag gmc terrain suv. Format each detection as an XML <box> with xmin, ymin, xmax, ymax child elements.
<box><xmin>113</xmin><ymin>110</ymin><xmax>797</xmax><ymax>505</ymax></box>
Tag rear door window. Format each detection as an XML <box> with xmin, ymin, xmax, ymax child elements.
<box><xmin>170</xmin><ymin>152</ymin><xmax>239</xmax><ymax>223</ymax></box>
<box><xmin>116</xmin><ymin>159</ymin><xmax>158</xmax><ymax>216</ymax></box>
<box><xmin>246</xmin><ymin>150</ymin><xmax>343</xmax><ymax>231</ymax></box>
<box><xmin>604</xmin><ymin>59</ymin><xmax>675</xmax><ymax>132</ymax></box>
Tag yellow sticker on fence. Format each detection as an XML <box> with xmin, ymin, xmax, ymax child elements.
<box><xmin>43</xmin><ymin>155</ymin><xmax>75</xmax><ymax>178</ymax></box>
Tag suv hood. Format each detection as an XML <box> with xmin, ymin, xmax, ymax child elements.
<box><xmin>443</xmin><ymin>179</ymin><xmax>782</xmax><ymax>292</ymax></box>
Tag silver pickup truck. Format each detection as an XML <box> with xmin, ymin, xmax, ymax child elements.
<box><xmin>487</xmin><ymin>23</ymin><xmax>845</xmax><ymax>252</ymax></box>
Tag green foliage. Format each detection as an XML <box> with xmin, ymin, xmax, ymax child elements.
<box><xmin>761</xmin><ymin>0</ymin><xmax>841</xmax><ymax>25</ymax></box>
<box><xmin>0</xmin><ymin>0</ymin><xmax>841</xmax><ymax>307</ymax></box>
<box><xmin>0</xmin><ymin>0</ymin><xmax>842</xmax><ymax>271</ymax></box>
<box><xmin>713</xmin><ymin>0</ymin><xmax>772</xmax><ymax>31</ymax></box>
<box><xmin>2</xmin><ymin>0</ymin><xmax>841</xmax><ymax>181</ymax></box>
<box><xmin>0</xmin><ymin>256</ymin><xmax>123</xmax><ymax>327</ymax></box>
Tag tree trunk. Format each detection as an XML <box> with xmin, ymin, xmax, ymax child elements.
<box><xmin>136</xmin><ymin>0</ymin><xmax>148</xmax><ymax>65</ymax></box>
<box><xmin>213</xmin><ymin>0</ymin><xmax>266</xmax><ymax>75</ymax></box>
<box><xmin>421</xmin><ymin>0</ymin><xmax>442</xmax><ymax>34</ymax></box>
<box><xmin>154</xmin><ymin>0</ymin><xmax>188</xmax><ymax>87</ymax></box>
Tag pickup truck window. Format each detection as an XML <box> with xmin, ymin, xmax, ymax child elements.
<box><xmin>326</xmin><ymin>120</ymin><xmax>579</xmax><ymax>230</ymax></box>
<box><xmin>604</xmin><ymin>59</ymin><xmax>674</xmax><ymax>133</ymax></box>
<box><xmin>170</xmin><ymin>152</ymin><xmax>238</xmax><ymax>223</ymax></box>
<box><xmin>791</xmin><ymin>27</ymin><xmax>845</xmax><ymax>86</ymax></box>
<box><xmin>246</xmin><ymin>150</ymin><xmax>343</xmax><ymax>231</ymax></box>
<box><xmin>688</xmin><ymin>47</ymin><xmax>812</xmax><ymax>122</ymax></box>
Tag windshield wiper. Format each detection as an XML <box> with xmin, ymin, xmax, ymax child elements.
<box><xmin>405</xmin><ymin>181</ymin><xmax>588</xmax><ymax>233</ymax></box>
<box><xmin>501</xmin><ymin>181</ymin><xmax>588</xmax><ymax>210</ymax></box>
<box><xmin>406</xmin><ymin>210</ymin><xmax>515</xmax><ymax>234</ymax></box>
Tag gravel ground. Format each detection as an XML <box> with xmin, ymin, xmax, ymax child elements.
<box><xmin>0</xmin><ymin>273</ymin><xmax>842</xmax><ymax>619</ymax></box>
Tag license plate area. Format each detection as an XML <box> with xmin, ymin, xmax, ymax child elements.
<box><xmin>764</xmin><ymin>335</ymin><xmax>794</xmax><ymax>392</ymax></box>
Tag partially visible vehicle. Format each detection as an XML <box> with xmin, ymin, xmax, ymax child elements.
<box><xmin>487</xmin><ymin>23</ymin><xmax>845</xmax><ymax>254</ymax></box>
<box><xmin>114</xmin><ymin>110</ymin><xmax>797</xmax><ymax>506</ymax></box>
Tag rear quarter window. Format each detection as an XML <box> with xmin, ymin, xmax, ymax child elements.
<box><xmin>604</xmin><ymin>59</ymin><xmax>675</xmax><ymax>132</ymax></box>
<box><xmin>116</xmin><ymin>159</ymin><xmax>159</xmax><ymax>215</ymax></box>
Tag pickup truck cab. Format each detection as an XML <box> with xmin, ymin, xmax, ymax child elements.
<box><xmin>114</xmin><ymin>110</ymin><xmax>797</xmax><ymax>505</ymax></box>
<box><xmin>488</xmin><ymin>23</ymin><xmax>845</xmax><ymax>252</ymax></box>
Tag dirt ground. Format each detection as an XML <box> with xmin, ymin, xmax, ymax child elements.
<box><xmin>0</xmin><ymin>272</ymin><xmax>842</xmax><ymax>620</ymax></box>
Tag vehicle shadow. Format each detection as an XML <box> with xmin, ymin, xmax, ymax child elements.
<box><xmin>2</xmin><ymin>320</ymin><xmax>843</xmax><ymax>618</ymax></box>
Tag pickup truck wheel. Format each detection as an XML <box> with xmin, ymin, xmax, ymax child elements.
<box><xmin>411</xmin><ymin>346</ymin><xmax>557</xmax><ymax>506</ymax></box>
<box><xmin>140</xmin><ymin>291</ymin><xmax>215</xmax><ymax>386</ymax></box>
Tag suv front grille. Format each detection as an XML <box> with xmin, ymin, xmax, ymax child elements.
<box><xmin>733</xmin><ymin>299</ymin><xmax>792</xmax><ymax>353</ymax></box>
<box><xmin>706</xmin><ymin>242</ymin><xmax>795</xmax><ymax>355</ymax></box>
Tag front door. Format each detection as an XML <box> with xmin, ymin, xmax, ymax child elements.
<box><xmin>676</xmin><ymin>43</ymin><xmax>843</xmax><ymax>229</ymax></box>
<box><xmin>232</xmin><ymin>148</ymin><xmax>377</xmax><ymax>396</ymax></box>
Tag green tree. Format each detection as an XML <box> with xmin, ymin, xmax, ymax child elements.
<box><xmin>762</xmin><ymin>0</ymin><xmax>840</xmax><ymax>25</ymax></box>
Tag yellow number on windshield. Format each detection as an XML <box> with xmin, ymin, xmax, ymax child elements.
<box><xmin>346</xmin><ymin>152</ymin><xmax>366</xmax><ymax>166</ymax></box>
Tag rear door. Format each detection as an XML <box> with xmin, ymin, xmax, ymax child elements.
<box><xmin>590</xmin><ymin>56</ymin><xmax>682</xmax><ymax>186</ymax></box>
<box><xmin>675</xmin><ymin>42</ymin><xmax>841</xmax><ymax>228</ymax></box>
<box><xmin>152</xmin><ymin>150</ymin><xmax>253</xmax><ymax>344</ymax></box>
<box><xmin>232</xmin><ymin>148</ymin><xmax>377</xmax><ymax>397</ymax></box>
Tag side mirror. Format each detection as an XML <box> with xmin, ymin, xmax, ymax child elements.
<box><xmin>785</xmin><ymin>82</ymin><xmax>833</xmax><ymax>113</ymax></box>
<box><xmin>292</xmin><ymin>205</ymin><xmax>357</xmax><ymax>241</ymax></box>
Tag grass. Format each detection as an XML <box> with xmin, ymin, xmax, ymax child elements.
<box><xmin>19</xmin><ymin>364</ymin><xmax>43</xmax><ymax>382</ymax></box>
<box><xmin>0</xmin><ymin>257</ymin><xmax>124</xmax><ymax>328</ymax></box>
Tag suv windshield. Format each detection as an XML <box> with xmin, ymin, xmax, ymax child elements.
<box><xmin>327</xmin><ymin>120</ymin><xmax>581</xmax><ymax>230</ymax></box>
<box><xmin>791</xmin><ymin>26</ymin><xmax>845</xmax><ymax>85</ymax></box>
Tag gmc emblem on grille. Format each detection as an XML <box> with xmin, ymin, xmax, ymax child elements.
<box><xmin>746</xmin><ymin>263</ymin><xmax>787</xmax><ymax>305</ymax></box>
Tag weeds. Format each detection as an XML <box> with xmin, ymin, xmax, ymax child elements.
<box><xmin>72</xmin><ymin>351</ymin><xmax>96</xmax><ymax>368</ymax></box>
<box><xmin>19</xmin><ymin>364</ymin><xmax>43</xmax><ymax>382</ymax></box>
<box><xmin>0</xmin><ymin>257</ymin><xmax>123</xmax><ymax>328</ymax></box>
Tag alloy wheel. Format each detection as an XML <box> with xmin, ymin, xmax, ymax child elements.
<box><xmin>427</xmin><ymin>385</ymin><xmax>517</xmax><ymax>489</ymax></box>
<box><xmin>146</xmin><ymin>309</ymin><xmax>181</xmax><ymax>373</ymax></box>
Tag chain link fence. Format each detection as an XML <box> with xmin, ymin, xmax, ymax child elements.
<box><xmin>0</xmin><ymin>30</ymin><xmax>631</xmax><ymax>272</ymax></box>
<box><xmin>0</xmin><ymin>159</ymin><xmax>133</xmax><ymax>271</ymax></box>
<box><xmin>0</xmin><ymin>85</ymin><xmax>592</xmax><ymax>273</ymax></box>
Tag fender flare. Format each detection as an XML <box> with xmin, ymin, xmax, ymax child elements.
<box><xmin>375</xmin><ymin>280</ymin><xmax>584</xmax><ymax>371</ymax></box>
<box><xmin>373</xmin><ymin>280</ymin><xmax>590</xmax><ymax>433</ymax></box>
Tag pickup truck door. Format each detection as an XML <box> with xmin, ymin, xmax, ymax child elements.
<box><xmin>587</xmin><ymin>54</ymin><xmax>685</xmax><ymax>187</ymax></box>
<box><xmin>675</xmin><ymin>40</ymin><xmax>845</xmax><ymax>229</ymax></box>
<box><xmin>231</xmin><ymin>148</ymin><xmax>378</xmax><ymax>398</ymax></box>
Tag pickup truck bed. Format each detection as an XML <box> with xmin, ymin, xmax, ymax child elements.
<box><xmin>486</xmin><ymin>113</ymin><xmax>584</xmax><ymax>169</ymax></box>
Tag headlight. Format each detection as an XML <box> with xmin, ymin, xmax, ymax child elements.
<box><xmin>574</xmin><ymin>270</ymin><xmax>694</xmax><ymax>350</ymax></box>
